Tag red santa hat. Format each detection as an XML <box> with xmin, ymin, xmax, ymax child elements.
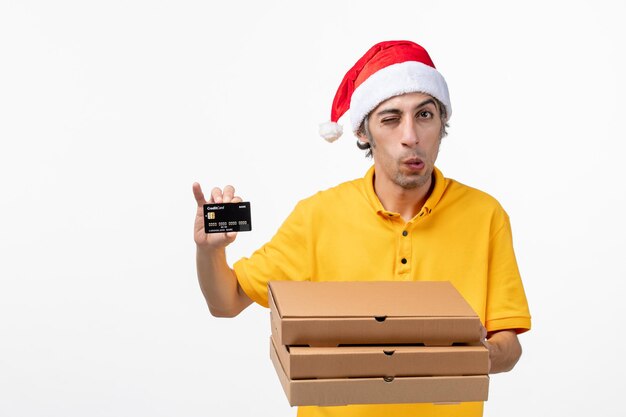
<box><xmin>319</xmin><ymin>40</ymin><xmax>452</xmax><ymax>142</ymax></box>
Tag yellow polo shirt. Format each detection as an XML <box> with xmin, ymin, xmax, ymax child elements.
<box><xmin>234</xmin><ymin>165</ymin><xmax>531</xmax><ymax>417</ymax></box>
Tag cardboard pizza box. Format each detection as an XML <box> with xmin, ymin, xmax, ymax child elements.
<box><xmin>271</xmin><ymin>336</ymin><xmax>488</xmax><ymax>379</ymax></box>
<box><xmin>269</xmin><ymin>281</ymin><xmax>483</xmax><ymax>347</ymax></box>
<box><xmin>270</xmin><ymin>336</ymin><xmax>489</xmax><ymax>406</ymax></box>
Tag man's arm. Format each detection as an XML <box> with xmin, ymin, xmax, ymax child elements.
<box><xmin>485</xmin><ymin>330</ymin><xmax>523</xmax><ymax>374</ymax></box>
<box><xmin>193</xmin><ymin>183</ymin><xmax>253</xmax><ymax>317</ymax></box>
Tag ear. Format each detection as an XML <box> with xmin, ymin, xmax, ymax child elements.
<box><xmin>356</xmin><ymin>129</ymin><xmax>371</xmax><ymax>145</ymax></box>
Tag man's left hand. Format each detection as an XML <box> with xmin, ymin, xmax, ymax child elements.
<box><xmin>483</xmin><ymin>329</ymin><xmax>523</xmax><ymax>374</ymax></box>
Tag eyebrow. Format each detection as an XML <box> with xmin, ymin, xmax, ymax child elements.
<box><xmin>374</xmin><ymin>98</ymin><xmax>437</xmax><ymax>118</ymax></box>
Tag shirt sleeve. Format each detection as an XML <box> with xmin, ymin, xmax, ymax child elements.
<box><xmin>233</xmin><ymin>199</ymin><xmax>312</xmax><ymax>308</ymax></box>
<box><xmin>485</xmin><ymin>211</ymin><xmax>532</xmax><ymax>334</ymax></box>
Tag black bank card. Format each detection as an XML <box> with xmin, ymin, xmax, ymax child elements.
<box><xmin>203</xmin><ymin>202</ymin><xmax>252</xmax><ymax>233</ymax></box>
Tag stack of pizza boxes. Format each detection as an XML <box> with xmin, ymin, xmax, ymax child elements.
<box><xmin>268</xmin><ymin>281</ymin><xmax>489</xmax><ymax>406</ymax></box>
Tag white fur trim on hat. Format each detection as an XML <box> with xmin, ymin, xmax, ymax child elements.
<box><xmin>349</xmin><ymin>61</ymin><xmax>451</xmax><ymax>133</ymax></box>
<box><xmin>319</xmin><ymin>121</ymin><xmax>343</xmax><ymax>142</ymax></box>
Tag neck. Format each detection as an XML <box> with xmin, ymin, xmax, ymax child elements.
<box><xmin>373</xmin><ymin>174</ymin><xmax>434</xmax><ymax>222</ymax></box>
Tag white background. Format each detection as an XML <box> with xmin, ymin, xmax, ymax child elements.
<box><xmin>1</xmin><ymin>1</ymin><xmax>625</xmax><ymax>416</ymax></box>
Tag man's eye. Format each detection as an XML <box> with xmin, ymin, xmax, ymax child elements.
<box><xmin>381</xmin><ymin>118</ymin><xmax>399</xmax><ymax>124</ymax></box>
<box><xmin>418</xmin><ymin>111</ymin><xmax>433</xmax><ymax>118</ymax></box>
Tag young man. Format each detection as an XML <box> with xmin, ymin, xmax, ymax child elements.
<box><xmin>193</xmin><ymin>40</ymin><xmax>531</xmax><ymax>417</ymax></box>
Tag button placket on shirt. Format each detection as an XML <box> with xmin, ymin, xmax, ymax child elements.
<box><xmin>397</xmin><ymin>208</ymin><xmax>430</xmax><ymax>278</ymax></box>
<box><xmin>381</xmin><ymin>209</ymin><xmax>429</xmax><ymax>279</ymax></box>
<box><xmin>398</xmin><ymin>221</ymin><xmax>412</xmax><ymax>277</ymax></box>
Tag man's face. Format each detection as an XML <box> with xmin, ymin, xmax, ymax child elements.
<box><xmin>358</xmin><ymin>92</ymin><xmax>443</xmax><ymax>190</ymax></box>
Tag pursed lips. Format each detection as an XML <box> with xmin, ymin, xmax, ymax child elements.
<box><xmin>402</xmin><ymin>157</ymin><xmax>425</xmax><ymax>171</ymax></box>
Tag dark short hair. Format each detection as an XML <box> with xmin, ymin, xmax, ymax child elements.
<box><xmin>356</xmin><ymin>96</ymin><xmax>449</xmax><ymax>158</ymax></box>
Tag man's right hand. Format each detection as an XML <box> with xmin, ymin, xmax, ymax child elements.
<box><xmin>192</xmin><ymin>183</ymin><xmax>243</xmax><ymax>250</ymax></box>
<box><xmin>192</xmin><ymin>182</ymin><xmax>253</xmax><ymax>317</ymax></box>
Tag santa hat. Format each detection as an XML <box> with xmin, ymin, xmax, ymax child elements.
<box><xmin>319</xmin><ymin>40</ymin><xmax>452</xmax><ymax>142</ymax></box>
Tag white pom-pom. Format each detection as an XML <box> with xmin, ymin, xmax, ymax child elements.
<box><xmin>318</xmin><ymin>121</ymin><xmax>343</xmax><ymax>143</ymax></box>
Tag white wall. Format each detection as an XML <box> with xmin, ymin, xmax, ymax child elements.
<box><xmin>1</xmin><ymin>1</ymin><xmax>624</xmax><ymax>416</ymax></box>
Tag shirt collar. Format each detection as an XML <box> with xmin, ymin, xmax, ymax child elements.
<box><xmin>363</xmin><ymin>165</ymin><xmax>448</xmax><ymax>218</ymax></box>
<box><xmin>423</xmin><ymin>166</ymin><xmax>447</xmax><ymax>214</ymax></box>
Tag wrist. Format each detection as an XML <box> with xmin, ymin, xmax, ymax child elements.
<box><xmin>196</xmin><ymin>243</ymin><xmax>227</xmax><ymax>258</ymax></box>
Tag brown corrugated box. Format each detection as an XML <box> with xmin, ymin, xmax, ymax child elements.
<box><xmin>269</xmin><ymin>281</ymin><xmax>483</xmax><ymax>347</ymax></box>
<box><xmin>270</xmin><ymin>336</ymin><xmax>489</xmax><ymax>406</ymax></box>
<box><xmin>272</xmin><ymin>336</ymin><xmax>488</xmax><ymax>379</ymax></box>
<box><xmin>268</xmin><ymin>281</ymin><xmax>489</xmax><ymax>406</ymax></box>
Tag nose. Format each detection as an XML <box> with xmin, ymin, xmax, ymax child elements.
<box><xmin>400</xmin><ymin>117</ymin><xmax>419</xmax><ymax>147</ymax></box>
